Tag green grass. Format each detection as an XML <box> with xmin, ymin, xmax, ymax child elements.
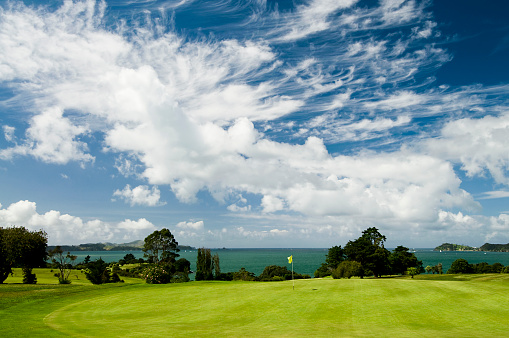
<box><xmin>1</xmin><ymin>270</ymin><xmax>509</xmax><ymax>337</ymax></box>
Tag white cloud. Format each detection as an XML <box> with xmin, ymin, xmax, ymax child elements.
<box><xmin>0</xmin><ymin>107</ymin><xmax>93</xmax><ymax>164</ymax></box>
<box><xmin>425</xmin><ymin>112</ymin><xmax>509</xmax><ymax>185</ymax></box>
<box><xmin>113</xmin><ymin>184</ymin><xmax>165</xmax><ymax>207</ymax></box>
<box><xmin>2</xmin><ymin>126</ymin><xmax>15</xmax><ymax>142</ymax></box>
<box><xmin>176</xmin><ymin>220</ymin><xmax>204</xmax><ymax>231</ymax></box>
<box><xmin>277</xmin><ymin>0</ymin><xmax>359</xmax><ymax>41</ymax></box>
<box><xmin>0</xmin><ymin>200</ymin><xmax>156</xmax><ymax>244</ymax></box>
<box><xmin>477</xmin><ymin>190</ymin><xmax>509</xmax><ymax>200</ymax></box>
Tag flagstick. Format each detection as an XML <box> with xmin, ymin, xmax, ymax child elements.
<box><xmin>292</xmin><ymin>258</ymin><xmax>294</xmax><ymax>290</ymax></box>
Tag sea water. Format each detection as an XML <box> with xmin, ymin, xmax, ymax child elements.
<box><xmin>69</xmin><ymin>248</ymin><xmax>509</xmax><ymax>277</ymax></box>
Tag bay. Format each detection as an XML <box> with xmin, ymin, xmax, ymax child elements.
<box><xmin>69</xmin><ymin>248</ymin><xmax>509</xmax><ymax>278</ymax></box>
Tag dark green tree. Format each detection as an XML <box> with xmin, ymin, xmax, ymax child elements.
<box><xmin>84</xmin><ymin>258</ymin><xmax>111</xmax><ymax>284</ymax></box>
<box><xmin>48</xmin><ymin>246</ymin><xmax>77</xmax><ymax>284</ymax></box>
<box><xmin>447</xmin><ymin>258</ymin><xmax>473</xmax><ymax>274</ymax></box>
<box><xmin>389</xmin><ymin>246</ymin><xmax>423</xmax><ymax>275</ymax></box>
<box><xmin>143</xmin><ymin>228</ymin><xmax>180</xmax><ymax>264</ymax></box>
<box><xmin>196</xmin><ymin>248</ymin><xmax>214</xmax><ymax>281</ymax></box>
<box><xmin>344</xmin><ymin>227</ymin><xmax>390</xmax><ymax>278</ymax></box>
<box><xmin>0</xmin><ymin>226</ymin><xmax>48</xmax><ymax>284</ymax></box>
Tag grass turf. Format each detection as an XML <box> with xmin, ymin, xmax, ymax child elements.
<box><xmin>1</xmin><ymin>270</ymin><xmax>509</xmax><ymax>337</ymax></box>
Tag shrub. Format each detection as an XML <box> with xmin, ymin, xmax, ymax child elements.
<box><xmin>233</xmin><ymin>268</ymin><xmax>257</xmax><ymax>281</ymax></box>
<box><xmin>143</xmin><ymin>265</ymin><xmax>173</xmax><ymax>284</ymax></box>
<box><xmin>332</xmin><ymin>261</ymin><xmax>362</xmax><ymax>279</ymax></box>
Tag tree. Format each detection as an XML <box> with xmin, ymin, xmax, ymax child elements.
<box><xmin>407</xmin><ymin>267</ymin><xmax>419</xmax><ymax>278</ymax></box>
<box><xmin>143</xmin><ymin>228</ymin><xmax>180</xmax><ymax>264</ymax></box>
<box><xmin>344</xmin><ymin>227</ymin><xmax>390</xmax><ymax>278</ymax></box>
<box><xmin>425</xmin><ymin>265</ymin><xmax>432</xmax><ymax>274</ymax></box>
<box><xmin>447</xmin><ymin>258</ymin><xmax>473</xmax><ymax>274</ymax></box>
<box><xmin>196</xmin><ymin>248</ymin><xmax>214</xmax><ymax>281</ymax></box>
<box><xmin>389</xmin><ymin>246</ymin><xmax>423</xmax><ymax>275</ymax></box>
<box><xmin>84</xmin><ymin>258</ymin><xmax>113</xmax><ymax>284</ymax></box>
<box><xmin>314</xmin><ymin>246</ymin><xmax>345</xmax><ymax>278</ymax></box>
<box><xmin>0</xmin><ymin>226</ymin><xmax>48</xmax><ymax>284</ymax></box>
<box><xmin>49</xmin><ymin>246</ymin><xmax>77</xmax><ymax>284</ymax></box>
<box><xmin>213</xmin><ymin>253</ymin><xmax>221</xmax><ymax>279</ymax></box>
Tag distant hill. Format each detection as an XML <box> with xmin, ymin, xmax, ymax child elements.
<box><xmin>434</xmin><ymin>242</ymin><xmax>509</xmax><ymax>252</ymax></box>
<box><xmin>434</xmin><ymin>243</ymin><xmax>478</xmax><ymax>251</ymax></box>
<box><xmin>479</xmin><ymin>243</ymin><xmax>509</xmax><ymax>252</ymax></box>
<box><xmin>47</xmin><ymin>240</ymin><xmax>195</xmax><ymax>252</ymax></box>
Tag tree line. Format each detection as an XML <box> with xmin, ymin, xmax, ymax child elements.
<box><xmin>3</xmin><ymin>225</ymin><xmax>509</xmax><ymax>285</ymax></box>
<box><xmin>314</xmin><ymin>227</ymin><xmax>424</xmax><ymax>279</ymax></box>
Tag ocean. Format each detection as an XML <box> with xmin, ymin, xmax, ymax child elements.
<box><xmin>70</xmin><ymin>248</ymin><xmax>509</xmax><ymax>277</ymax></box>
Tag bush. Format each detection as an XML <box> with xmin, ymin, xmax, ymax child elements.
<box><xmin>332</xmin><ymin>261</ymin><xmax>363</xmax><ymax>279</ymax></box>
<box><xmin>143</xmin><ymin>265</ymin><xmax>173</xmax><ymax>284</ymax></box>
<box><xmin>232</xmin><ymin>268</ymin><xmax>257</xmax><ymax>281</ymax></box>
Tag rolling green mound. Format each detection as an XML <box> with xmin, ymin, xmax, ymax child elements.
<box><xmin>1</xmin><ymin>270</ymin><xmax>509</xmax><ymax>337</ymax></box>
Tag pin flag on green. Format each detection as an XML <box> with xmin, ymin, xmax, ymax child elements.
<box><xmin>288</xmin><ymin>255</ymin><xmax>294</xmax><ymax>290</ymax></box>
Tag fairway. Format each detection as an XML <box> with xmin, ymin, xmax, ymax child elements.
<box><xmin>34</xmin><ymin>275</ymin><xmax>509</xmax><ymax>337</ymax></box>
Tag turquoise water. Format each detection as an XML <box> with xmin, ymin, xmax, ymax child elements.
<box><xmin>70</xmin><ymin>249</ymin><xmax>509</xmax><ymax>277</ymax></box>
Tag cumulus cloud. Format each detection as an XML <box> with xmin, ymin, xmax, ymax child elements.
<box><xmin>113</xmin><ymin>184</ymin><xmax>165</xmax><ymax>207</ymax></box>
<box><xmin>176</xmin><ymin>220</ymin><xmax>204</xmax><ymax>231</ymax></box>
<box><xmin>0</xmin><ymin>200</ymin><xmax>155</xmax><ymax>244</ymax></box>
<box><xmin>424</xmin><ymin>112</ymin><xmax>509</xmax><ymax>185</ymax></box>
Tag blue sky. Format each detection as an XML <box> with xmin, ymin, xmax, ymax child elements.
<box><xmin>1</xmin><ymin>0</ymin><xmax>509</xmax><ymax>248</ymax></box>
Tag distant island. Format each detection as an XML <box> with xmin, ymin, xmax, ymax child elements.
<box><xmin>434</xmin><ymin>243</ymin><xmax>478</xmax><ymax>251</ymax></box>
<box><xmin>434</xmin><ymin>242</ymin><xmax>509</xmax><ymax>252</ymax></box>
<box><xmin>47</xmin><ymin>240</ymin><xmax>195</xmax><ymax>252</ymax></box>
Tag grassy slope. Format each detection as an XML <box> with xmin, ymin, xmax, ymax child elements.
<box><xmin>2</xmin><ymin>270</ymin><xmax>509</xmax><ymax>337</ymax></box>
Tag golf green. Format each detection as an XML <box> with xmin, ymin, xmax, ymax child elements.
<box><xmin>38</xmin><ymin>276</ymin><xmax>509</xmax><ymax>337</ymax></box>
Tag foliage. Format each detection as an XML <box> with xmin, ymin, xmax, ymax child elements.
<box><xmin>119</xmin><ymin>253</ymin><xmax>137</xmax><ymax>265</ymax></box>
<box><xmin>175</xmin><ymin>258</ymin><xmax>191</xmax><ymax>274</ymax></box>
<box><xmin>232</xmin><ymin>268</ymin><xmax>257</xmax><ymax>281</ymax></box>
<box><xmin>314</xmin><ymin>246</ymin><xmax>345</xmax><ymax>277</ymax></box>
<box><xmin>447</xmin><ymin>258</ymin><xmax>473</xmax><ymax>274</ymax></box>
<box><xmin>331</xmin><ymin>261</ymin><xmax>362</xmax><ymax>279</ymax></box>
<box><xmin>143</xmin><ymin>228</ymin><xmax>179</xmax><ymax>264</ymax></box>
<box><xmin>84</xmin><ymin>258</ymin><xmax>122</xmax><ymax>284</ymax></box>
<box><xmin>0</xmin><ymin>226</ymin><xmax>48</xmax><ymax>284</ymax></box>
<box><xmin>48</xmin><ymin>246</ymin><xmax>77</xmax><ymax>284</ymax></box>
<box><xmin>343</xmin><ymin>227</ymin><xmax>391</xmax><ymax>278</ymax></box>
<box><xmin>196</xmin><ymin>248</ymin><xmax>214</xmax><ymax>281</ymax></box>
<box><xmin>259</xmin><ymin>265</ymin><xmax>309</xmax><ymax>281</ymax></box>
<box><xmin>389</xmin><ymin>246</ymin><xmax>423</xmax><ymax>275</ymax></box>
<box><xmin>143</xmin><ymin>264</ymin><xmax>174</xmax><ymax>284</ymax></box>
<box><xmin>406</xmin><ymin>267</ymin><xmax>419</xmax><ymax>278</ymax></box>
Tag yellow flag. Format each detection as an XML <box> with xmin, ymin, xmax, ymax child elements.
<box><xmin>288</xmin><ymin>255</ymin><xmax>293</xmax><ymax>264</ymax></box>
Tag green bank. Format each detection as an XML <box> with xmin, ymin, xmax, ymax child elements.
<box><xmin>1</xmin><ymin>270</ymin><xmax>509</xmax><ymax>337</ymax></box>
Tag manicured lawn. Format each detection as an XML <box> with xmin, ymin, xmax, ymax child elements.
<box><xmin>1</xmin><ymin>270</ymin><xmax>509</xmax><ymax>337</ymax></box>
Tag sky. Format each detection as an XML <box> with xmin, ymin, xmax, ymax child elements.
<box><xmin>1</xmin><ymin>0</ymin><xmax>509</xmax><ymax>248</ymax></box>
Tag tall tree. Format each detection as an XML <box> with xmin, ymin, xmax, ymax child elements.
<box><xmin>389</xmin><ymin>246</ymin><xmax>423</xmax><ymax>275</ymax></box>
<box><xmin>344</xmin><ymin>227</ymin><xmax>390</xmax><ymax>278</ymax></box>
<box><xmin>196</xmin><ymin>248</ymin><xmax>214</xmax><ymax>281</ymax></box>
<box><xmin>0</xmin><ymin>226</ymin><xmax>47</xmax><ymax>284</ymax></box>
<box><xmin>143</xmin><ymin>228</ymin><xmax>180</xmax><ymax>264</ymax></box>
